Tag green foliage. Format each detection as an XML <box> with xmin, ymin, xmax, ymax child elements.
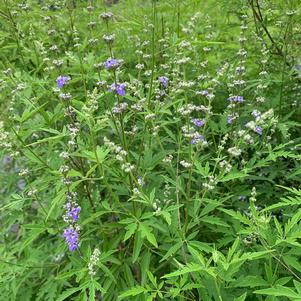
<box><xmin>0</xmin><ymin>0</ymin><xmax>301</xmax><ymax>300</ymax></box>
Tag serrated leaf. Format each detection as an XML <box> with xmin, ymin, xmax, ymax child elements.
<box><xmin>219</xmin><ymin>172</ymin><xmax>248</xmax><ymax>182</ymax></box>
<box><xmin>56</xmin><ymin>283</ymin><xmax>89</xmax><ymax>301</ymax></box>
<box><xmin>160</xmin><ymin>241</ymin><xmax>182</xmax><ymax>262</ymax></box>
<box><xmin>162</xmin><ymin>263</ymin><xmax>202</xmax><ymax>278</ymax></box>
<box><xmin>161</xmin><ymin>211</ymin><xmax>171</xmax><ymax>225</ymax></box>
<box><xmin>254</xmin><ymin>285</ymin><xmax>301</xmax><ymax>299</ymax></box>
<box><xmin>118</xmin><ymin>286</ymin><xmax>146</xmax><ymax>300</ymax></box>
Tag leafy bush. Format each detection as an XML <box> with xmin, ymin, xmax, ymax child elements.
<box><xmin>0</xmin><ymin>0</ymin><xmax>301</xmax><ymax>300</ymax></box>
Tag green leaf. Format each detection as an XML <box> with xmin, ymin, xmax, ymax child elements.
<box><xmin>139</xmin><ymin>223</ymin><xmax>158</xmax><ymax>248</ymax></box>
<box><xmin>159</xmin><ymin>241</ymin><xmax>183</xmax><ymax>262</ymax></box>
<box><xmin>227</xmin><ymin>237</ymin><xmax>240</xmax><ymax>262</ymax></box>
<box><xmin>161</xmin><ymin>211</ymin><xmax>171</xmax><ymax>225</ymax></box>
<box><xmin>124</xmin><ymin>223</ymin><xmax>138</xmax><ymax>241</ymax></box>
<box><xmin>89</xmin><ymin>281</ymin><xmax>95</xmax><ymax>301</ymax></box>
<box><xmin>56</xmin><ymin>283</ymin><xmax>89</xmax><ymax>301</ymax></box>
<box><xmin>285</xmin><ymin>209</ymin><xmax>301</xmax><ymax>235</ymax></box>
<box><xmin>283</xmin><ymin>256</ymin><xmax>301</xmax><ymax>274</ymax></box>
<box><xmin>219</xmin><ymin>172</ymin><xmax>248</xmax><ymax>182</ymax></box>
<box><xmin>118</xmin><ymin>286</ymin><xmax>146</xmax><ymax>300</ymax></box>
<box><xmin>234</xmin><ymin>293</ymin><xmax>247</xmax><ymax>301</ymax></box>
<box><xmin>194</xmin><ymin>161</ymin><xmax>209</xmax><ymax>177</ymax></box>
<box><xmin>46</xmin><ymin>188</ymin><xmax>67</xmax><ymax>221</ymax></box>
<box><xmin>233</xmin><ymin>276</ymin><xmax>269</xmax><ymax>288</ymax></box>
<box><xmin>132</xmin><ymin>231</ymin><xmax>143</xmax><ymax>263</ymax></box>
<box><xmin>200</xmin><ymin>216</ymin><xmax>229</xmax><ymax>228</ymax></box>
<box><xmin>162</xmin><ymin>263</ymin><xmax>202</xmax><ymax>278</ymax></box>
<box><xmin>239</xmin><ymin>250</ymin><xmax>275</xmax><ymax>262</ymax></box>
<box><xmin>254</xmin><ymin>285</ymin><xmax>301</xmax><ymax>299</ymax></box>
<box><xmin>99</xmin><ymin>263</ymin><xmax>117</xmax><ymax>284</ymax></box>
<box><xmin>147</xmin><ymin>271</ymin><xmax>157</xmax><ymax>287</ymax></box>
<box><xmin>19</xmin><ymin>228</ymin><xmax>45</xmax><ymax>253</ymax></box>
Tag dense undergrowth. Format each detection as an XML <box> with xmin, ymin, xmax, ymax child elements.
<box><xmin>0</xmin><ymin>0</ymin><xmax>301</xmax><ymax>300</ymax></box>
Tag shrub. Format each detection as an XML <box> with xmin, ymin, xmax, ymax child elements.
<box><xmin>0</xmin><ymin>0</ymin><xmax>301</xmax><ymax>300</ymax></box>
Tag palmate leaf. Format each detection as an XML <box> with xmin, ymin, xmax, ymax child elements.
<box><xmin>139</xmin><ymin>223</ymin><xmax>158</xmax><ymax>248</ymax></box>
<box><xmin>124</xmin><ymin>222</ymin><xmax>138</xmax><ymax>241</ymax></box>
<box><xmin>36</xmin><ymin>278</ymin><xmax>60</xmax><ymax>301</ymax></box>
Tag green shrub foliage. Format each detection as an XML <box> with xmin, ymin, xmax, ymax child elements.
<box><xmin>0</xmin><ymin>0</ymin><xmax>301</xmax><ymax>300</ymax></box>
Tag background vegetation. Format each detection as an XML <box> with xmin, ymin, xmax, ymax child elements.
<box><xmin>0</xmin><ymin>0</ymin><xmax>301</xmax><ymax>300</ymax></box>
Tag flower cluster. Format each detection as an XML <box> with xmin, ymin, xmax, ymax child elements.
<box><xmin>104</xmin><ymin>58</ymin><xmax>122</xmax><ymax>70</ymax></box>
<box><xmin>56</xmin><ymin>75</ymin><xmax>70</xmax><ymax>89</ymax></box>
<box><xmin>62</xmin><ymin>192</ymin><xmax>81</xmax><ymax>251</ymax></box>
<box><xmin>110</xmin><ymin>83</ymin><xmax>126</xmax><ymax>96</ymax></box>
<box><xmin>88</xmin><ymin>248</ymin><xmax>101</xmax><ymax>276</ymax></box>
<box><xmin>227</xmin><ymin>95</ymin><xmax>244</xmax><ymax>103</ymax></box>
<box><xmin>158</xmin><ymin>76</ymin><xmax>168</xmax><ymax>88</ymax></box>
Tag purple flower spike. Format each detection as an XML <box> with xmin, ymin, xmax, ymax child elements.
<box><xmin>191</xmin><ymin>134</ymin><xmax>204</xmax><ymax>145</ymax></box>
<box><xmin>67</xmin><ymin>206</ymin><xmax>81</xmax><ymax>221</ymax></box>
<box><xmin>57</xmin><ymin>75</ymin><xmax>70</xmax><ymax>89</ymax></box>
<box><xmin>227</xmin><ymin>115</ymin><xmax>233</xmax><ymax>124</ymax></box>
<box><xmin>227</xmin><ymin>113</ymin><xmax>238</xmax><ymax>124</ymax></box>
<box><xmin>158</xmin><ymin>76</ymin><xmax>168</xmax><ymax>88</ymax></box>
<box><xmin>104</xmin><ymin>58</ymin><xmax>120</xmax><ymax>70</ymax></box>
<box><xmin>228</xmin><ymin>95</ymin><xmax>244</xmax><ymax>103</ymax></box>
<box><xmin>63</xmin><ymin>226</ymin><xmax>79</xmax><ymax>251</ymax></box>
<box><xmin>255</xmin><ymin>126</ymin><xmax>263</xmax><ymax>135</ymax></box>
<box><xmin>110</xmin><ymin>83</ymin><xmax>126</xmax><ymax>96</ymax></box>
<box><xmin>191</xmin><ymin>118</ymin><xmax>205</xmax><ymax>127</ymax></box>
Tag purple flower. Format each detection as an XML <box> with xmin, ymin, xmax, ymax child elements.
<box><xmin>110</xmin><ymin>83</ymin><xmax>126</xmax><ymax>96</ymax></box>
<box><xmin>3</xmin><ymin>155</ymin><xmax>13</xmax><ymax>166</ymax></box>
<box><xmin>191</xmin><ymin>134</ymin><xmax>204</xmax><ymax>145</ymax></box>
<box><xmin>56</xmin><ymin>75</ymin><xmax>70</xmax><ymax>89</ymax></box>
<box><xmin>228</xmin><ymin>95</ymin><xmax>244</xmax><ymax>103</ymax></box>
<box><xmin>196</xmin><ymin>90</ymin><xmax>209</xmax><ymax>96</ymax></box>
<box><xmin>227</xmin><ymin>113</ymin><xmax>238</xmax><ymax>124</ymax></box>
<box><xmin>158</xmin><ymin>76</ymin><xmax>168</xmax><ymax>88</ymax></box>
<box><xmin>251</xmin><ymin>110</ymin><xmax>261</xmax><ymax>118</ymax></box>
<box><xmin>254</xmin><ymin>126</ymin><xmax>263</xmax><ymax>135</ymax></box>
<box><xmin>17</xmin><ymin>179</ymin><xmax>26</xmax><ymax>191</ymax></box>
<box><xmin>191</xmin><ymin>118</ymin><xmax>205</xmax><ymax>127</ymax></box>
<box><xmin>63</xmin><ymin>226</ymin><xmax>79</xmax><ymax>251</ymax></box>
<box><xmin>67</xmin><ymin>206</ymin><xmax>81</xmax><ymax>221</ymax></box>
<box><xmin>104</xmin><ymin>58</ymin><xmax>120</xmax><ymax>70</ymax></box>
